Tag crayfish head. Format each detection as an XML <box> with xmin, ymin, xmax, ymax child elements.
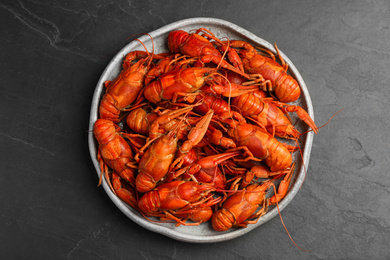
<box><xmin>167</xmin><ymin>30</ymin><xmax>190</xmax><ymax>53</ymax></box>
<box><xmin>230</xmin><ymin>122</ymin><xmax>254</xmax><ymax>139</ymax></box>
<box><xmin>179</xmin><ymin>68</ymin><xmax>219</xmax><ymax>91</ymax></box>
<box><xmin>177</xmin><ymin>182</ymin><xmax>215</xmax><ymax>203</ymax></box>
<box><xmin>194</xmin><ymin>68</ymin><xmax>219</xmax><ymax>82</ymax></box>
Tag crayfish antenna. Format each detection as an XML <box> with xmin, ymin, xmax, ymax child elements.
<box><xmin>299</xmin><ymin>108</ymin><xmax>344</xmax><ymax>137</ymax></box>
<box><xmin>217</xmin><ymin>37</ymin><xmax>230</xmax><ymax>71</ymax></box>
<box><xmin>296</xmin><ymin>108</ymin><xmax>344</xmax><ymax>188</ymax></box>
<box><xmin>271</xmin><ymin>187</ymin><xmax>311</xmax><ymax>252</ymax></box>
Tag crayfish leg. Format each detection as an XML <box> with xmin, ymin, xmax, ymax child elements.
<box><xmin>97</xmin><ymin>150</ymin><xmax>115</xmax><ymax>193</ymax></box>
<box><xmin>274</xmin><ymin>43</ymin><xmax>289</xmax><ymax>72</ymax></box>
<box><xmin>270</xmin><ymin>163</ymin><xmax>296</xmax><ymax>205</ymax></box>
<box><xmin>111</xmin><ymin>173</ymin><xmax>138</xmax><ymax>210</ymax></box>
<box><xmin>162</xmin><ymin>211</ymin><xmax>201</xmax><ymax>227</ymax></box>
<box><xmin>272</xmin><ymin>101</ymin><xmax>318</xmax><ymax>134</ymax></box>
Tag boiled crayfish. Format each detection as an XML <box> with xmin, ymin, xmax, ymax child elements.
<box><xmin>92</xmin><ymin>27</ymin><xmax>322</xmax><ymax>239</ymax></box>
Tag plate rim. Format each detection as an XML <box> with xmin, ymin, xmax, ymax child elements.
<box><xmin>88</xmin><ymin>17</ymin><xmax>314</xmax><ymax>243</ymax></box>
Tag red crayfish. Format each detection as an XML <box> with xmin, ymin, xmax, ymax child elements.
<box><xmin>92</xmin><ymin>28</ymin><xmax>330</xmax><ymax>244</ymax></box>
<box><xmin>227</xmin><ymin>40</ymin><xmax>301</xmax><ymax>103</ymax></box>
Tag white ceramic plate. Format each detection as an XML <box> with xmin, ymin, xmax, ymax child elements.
<box><xmin>88</xmin><ymin>17</ymin><xmax>314</xmax><ymax>243</ymax></box>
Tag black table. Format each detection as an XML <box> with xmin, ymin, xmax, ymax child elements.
<box><xmin>2</xmin><ymin>1</ymin><xmax>389</xmax><ymax>259</ymax></box>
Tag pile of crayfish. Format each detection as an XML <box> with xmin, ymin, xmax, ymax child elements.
<box><xmin>93</xmin><ymin>28</ymin><xmax>318</xmax><ymax>232</ymax></box>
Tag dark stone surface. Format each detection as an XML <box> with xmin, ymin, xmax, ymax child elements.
<box><xmin>1</xmin><ymin>0</ymin><xmax>389</xmax><ymax>259</ymax></box>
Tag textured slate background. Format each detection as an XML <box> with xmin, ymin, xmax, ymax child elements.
<box><xmin>1</xmin><ymin>0</ymin><xmax>389</xmax><ymax>259</ymax></box>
